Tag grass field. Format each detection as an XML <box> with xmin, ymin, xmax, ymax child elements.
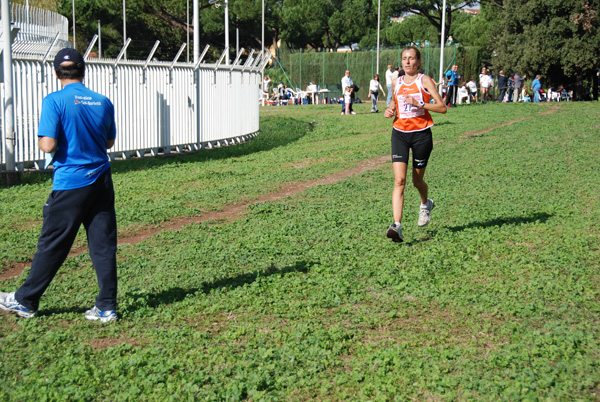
<box><xmin>1</xmin><ymin>101</ymin><xmax>599</xmax><ymax>401</ymax></box>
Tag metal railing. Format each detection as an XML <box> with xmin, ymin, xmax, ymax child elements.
<box><xmin>2</xmin><ymin>49</ymin><xmax>268</xmax><ymax>170</ymax></box>
<box><xmin>1</xmin><ymin>4</ymin><xmax>269</xmax><ymax>171</ymax></box>
<box><xmin>2</xmin><ymin>3</ymin><xmax>70</xmax><ymax>57</ymax></box>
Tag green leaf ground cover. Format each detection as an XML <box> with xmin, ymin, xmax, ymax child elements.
<box><xmin>1</xmin><ymin>102</ymin><xmax>599</xmax><ymax>400</ymax></box>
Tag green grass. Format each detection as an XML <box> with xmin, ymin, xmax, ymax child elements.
<box><xmin>1</xmin><ymin>101</ymin><xmax>600</xmax><ymax>401</ymax></box>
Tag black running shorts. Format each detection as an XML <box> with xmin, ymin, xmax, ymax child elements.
<box><xmin>391</xmin><ymin>127</ymin><xmax>433</xmax><ymax>168</ymax></box>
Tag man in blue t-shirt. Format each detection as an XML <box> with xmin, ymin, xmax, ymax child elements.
<box><xmin>445</xmin><ymin>64</ymin><xmax>461</xmax><ymax>107</ymax></box>
<box><xmin>0</xmin><ymin>48</ymin><xmax>119</xmax><ymax>322</ymax></box>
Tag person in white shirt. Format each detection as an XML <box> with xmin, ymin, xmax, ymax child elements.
<box><xmin>263</xmin><ymin>76</ymin><xmax>271</xmax><ymax>93</ymax></box>
<box><xmin>466</xmin><ymin>77</ymin><xmax>478</xmax><ymax>102</ymax></box>
<box><xmin>479</xmin><ymin>67</ymin><xmax>492</xmax><ymax>102</ymax></box>
<box><xmin>340</xmin><ymin>70</ymin><xmax>355</xmax><ymax>115</ymax></box>
<box><xmin>369</xmin><ymin>74</ymin><xmax>386</xmax><ymax>113</ymax></box>
<box><xmin>385</xmin><ymin>65</ymin><xmax>394</xmax><ymax>107</ymax></box>
<box><xmin>307</xmin><ymin>82</ymin><xmax>318</xmax><ymax>104</ymax></box>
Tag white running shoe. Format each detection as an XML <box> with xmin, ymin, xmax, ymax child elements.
<box><xmin>85</xmin><ymin>306</ymin><xmax>118</xmax><ymax>323</ymax></box>
<box><xmin>418</xmin><ymin>199</ymin><xmax>435</xmax><ymax>227</ymax></box>
<box><xmin>386</xmin><ymin>223</ymin><xmax>403</xmax><ymax>242</ymax></box>
<box><xmin>0</xmin><ymin>292</ymin><xmax>37</xmax><ymax>318</ymax></box>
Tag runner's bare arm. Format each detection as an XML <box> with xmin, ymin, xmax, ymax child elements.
<box><xmin>421</xmin><ymin>75</ymin><xmax>447</xmax><ymax>114</ymax></box>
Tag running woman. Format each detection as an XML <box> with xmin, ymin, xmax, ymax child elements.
<box><xmin>384</xmin><ymin>46</ymin><xmax>447</xmax><ymax>242</ymax></box>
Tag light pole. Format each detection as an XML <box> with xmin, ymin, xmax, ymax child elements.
<box><xmin>98</xmin><ymin>20</ymin><xmax>102</xmax><ymax>58</ymax></box>
<box><xmin>123</xmin><ymin>0</ymin><xmax>127</xmax><ymax>59</ymax></box>
<box><xmin>225</xmin><ymin>0</ymin><xmax>229</xmax><ymax>64</ymax></box>
<box><xmin>72</xmin><ymin>0</ymin><xmax>76</xmax><ymax>48</ymax></box>
<box><xmin>208</xmin><ymin>0</ymin><xmax>229</xmax><ymax>64</ymax></box>
<box><xmin>438</xmin><ymin>0</ymin><xmax>447</xmax><ymax>96</ymax></box>
<box><xmin>261</xmin><ymin>0</ymin><xmax>264</xmax><ymax>105</ymax></box>
<box><xmin>193</xmin><ymin>0</ymin><xmax>199</xmax><ymax>63</ymax></box>
<box><xmin>376</xmin><ymin>0</ymin><xmax>380</xmax><ymax>75</ymax></box>
<box><xmin>187</xmin><ymin>0</ymin><xmax>190</xmax><ymax>62</ymax></box>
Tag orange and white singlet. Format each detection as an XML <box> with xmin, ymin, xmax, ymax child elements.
<box><xmin>393</xmin><ymin>74</ymin><xmax>435</xmax><ymax>133</ymax></box>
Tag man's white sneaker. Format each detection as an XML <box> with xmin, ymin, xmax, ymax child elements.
<box><xmin>0</xmin><ymin>292</ymin><xmax>37</xmax><ymax>318</ymax></box>
<box><xmin>85</xmin><ymin>306</ymin><xmax>118</xmax><ymax>323</ymax></box>
<box><xmin>418</xmin><ymin>199</ymin><xmax>435</xmax><ymax>227</ymax></box>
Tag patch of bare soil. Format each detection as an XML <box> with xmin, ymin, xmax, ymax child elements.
<box><xmin>459</xmin><ymin>103</ymin><xmax>561</xmax><ymax>141</ymax></box>
<box><xmin>2</xmin><ymin>109</ymin><xmax>562</xmax><ymax>281</ymax></box>
<box><xmin>88</xmin><ymin>336</ymin><xmax>140</xmax><ymax>350</ymax></box>
<box><xmin>0</xmin><ymin>154</ymin><xmax>390</xmax><ymax>280</ymax></box>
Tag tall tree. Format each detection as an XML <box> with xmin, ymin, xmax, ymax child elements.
<box><xmin>60</xmin><ymin>0</ymin><xmax>283</xmax><ymax>60</ymax></box>
<box><xmin>328</xmin><ymin>0</ymin><xmax>378</xmax><ymax>48</ymax></box>
<box><xmin>490</xmin><ymin>0</ymin><xmax>600</xmax><ymax>93</ymax></box>
<box><xmin>383</xmin><ymin>0</ymin><xmax>480</xmax><ymax>44</ymax></box>
<box><xmin>279</xmin><ymin>0</ymin><xmax>333</xmax><ymax>49</ymax></box>
<box><xmin>381</xmin><ymin>14</ymin><xmax>439</xmax><ymax>47</ymax></box>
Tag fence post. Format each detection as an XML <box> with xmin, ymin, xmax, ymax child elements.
<box><xmin>371</xmin><ymin>48</ymin><xmax>374</xmax><ymax>79</ymax></box>
<box><xmin>299</xmin><ymin>48</ymin><xmax>302</xmax><ymax>91</ymax></box>
<box><xmin>322</xmin><ymin>48</ymin><xmax>325</xmax><ymax>89</ymax></box>
<box><xmin>1</xmin><ymin>0</ymin><xmax>20</xmax><ymax>184</ymax></box>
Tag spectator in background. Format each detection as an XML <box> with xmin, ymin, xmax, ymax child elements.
<box><xmin>521</xmin><ymin>85</ymin><xmax>532</xmax><ymax>102</ymax></box>
<box><xmin>341</xmin><ymin>70</ymin><xmax>355</xmax><ymax>115</ymax></box>
<box><xmin>369</xmin><ymin>74</ymin><xmax>385</xmax><ymax>113</ymax></box>
<box><xmin>488</xmin><ymin>69</ymin><xmax>495</xmax><ymax>100</ymax></box>
<box><xmin>445</xmin><ymin>64</ymin><xmax>460</xmax><ymax>107</ymax></box>
<box><xmin>344</xmin><ymin>86</ymin><xmax>352</xmax><ymax>114</ymax></box>
<box><xmin>507</xmin><ymin>73</ymin><xmax>515</xmax><ymax>102</ymax></box>
<box><xmin>497</xmin><ymin>70</ymin><xmax>508</xmax><ymax>102</ymax></box>
<box><xmin>466</xmin><ymin>77</ymin><xmax>478</xmax><ymax>102</ymax></box>
<box><xmin>514</xmin><ymin>72</ymin><xmax>526</xmax><ymax>103</ymax></box>
<box><xmin>386</xmin><ymin>65</ymin><xmax>394</xmax><ymax>107</ymax></box>
<box><xmin>263</xmin><ymin>76</ymin><xmax>271</xmax><ymax>93</ymax></box>
<box><xmin>479</xmin><ymin>67</ymin><xmax>492</xmax><ymax>103</ymax></box>
<box><xmin>532</xmin><ymin>75</ymin><xmax>542</xmax><ymax>103</ymax></box>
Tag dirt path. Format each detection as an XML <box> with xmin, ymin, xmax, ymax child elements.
<box><xmin>459</xmin><ymin>103</ymin><xmax>560</xmax><ymax>140</ymax></box>
<box><xmin>1</xmin><ymin>105</ymin><xmax>561</xmax><ymax>281</ymax></box>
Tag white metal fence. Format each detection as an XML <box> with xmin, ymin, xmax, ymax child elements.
<box><xmin>3</xmin><ymin>3</ymin><xmax>70</xmax><ymax>57</ymax></box>
<box><xmin>1</xmin><ymin>4</ymin><xmax>268</xmax><ymax>171</ymax></box>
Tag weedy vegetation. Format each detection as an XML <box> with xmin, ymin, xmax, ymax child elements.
<box><xmin>1</xmin><ymin>101</ymin><xmax>599</xmax><ymax>401</ymax></box>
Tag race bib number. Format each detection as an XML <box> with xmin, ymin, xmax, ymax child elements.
<box><xmin>397</xmin><ymin>93</ymin><xmax>425</xmax><ymax>119</ymax></box>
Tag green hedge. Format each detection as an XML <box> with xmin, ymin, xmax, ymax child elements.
<box><xmin>268</xmin><ymin>46</ymin><xmax>486</xmax><ymax>100</ymax></box>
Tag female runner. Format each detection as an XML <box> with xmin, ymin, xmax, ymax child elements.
<box><xmin>384</xmin><ymin>46</ymin><xmax>447</xmax><ymax>242</ymax></box>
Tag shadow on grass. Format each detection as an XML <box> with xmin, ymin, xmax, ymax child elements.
<box><xmin>433</xmin><ymin>121</ymin><xmax>455</xmax><ymax>126</ymax></box>
<box><xmin>121</xmin><ymin>260</ymin><xmax>315</xmax><ymax>313</ymax></box>
<box><xmin>447</xmin><ymin>212</ymin><xmax>552</xmax><ymax>232</ymax></box>
<box><xmin>110</xmin><ymin>117</ymin><xmax>313</xmax><ymax>174</ymax></box>
<box><xmin>403</xmin><ymin>212</ymin><xmax>552</xmax><ymax>246</ymax></box>
<box><xmin>19</xmin><ymin>117</ymin><xmax>314</xmax><ymax>185</ymax></box>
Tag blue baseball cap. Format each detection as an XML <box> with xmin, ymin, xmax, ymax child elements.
<box><xmin>54</xmin><ymin>48</ymin><xmax>85</xmax><ymax>69</ymax></box>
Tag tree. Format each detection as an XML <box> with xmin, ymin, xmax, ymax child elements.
<box><xmin>279</xmin><ymin>0</ymin><xmax>333</xmax><ymax>49</ymax></box>
<box><xmin>383</xmin><ymin>0</ymin><xmax>480</xmax><ymax>44</ymax></box>
<box><xmin>381</xmin><ymin>14</ymin><xmax>438</xmax><ymax>47</ymax></box>
<box><xmin>327</xmin><ymin>0</ymin><xmax>378</xmax><ymax>48</ymax></box>
<box><xmin>448</xmin><ymin>6</ymin><xmax>501</xmax><ymax>48</ymax></box>
<box><xmin>490</xmin><ymin>0</ymin><xmax>600</xmax><ymax>95</ymax></box>
<box><xmin>58</xmin><ymin>0</ymin><xmax>284</xmax><ymax>60</ymax></box>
